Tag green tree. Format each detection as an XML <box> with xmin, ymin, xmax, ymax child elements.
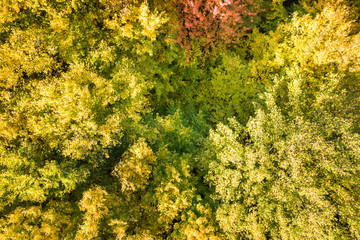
<box><xmin>256</xmin><ymin>0</ymin><xmax>289</xmax><ymax>32</ymax></box>
<box><xmin>195</xmin><ymin>51</ymin><xmax>262</xmax><ymax>125</ymax></box>
<box><xmin>204</xmin><ymin>70</ymin><xmax>360</xmax><ymax>239</ymax></box>
<box><xmin>108</xmin><ymin>108</ymin><xmax>215</xmax><ymax>238</ymax></box>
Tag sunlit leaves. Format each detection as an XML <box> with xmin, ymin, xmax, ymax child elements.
<box><xmin>205</xmin><ymin>72</ymin><xmax>360</xmax><ymax>239</ymax></box>
<box><xmin>177</xmin><ymin>0</ymin><xmax>261</xmax><ymax>57</ymax></box>
<box><xmin>113</xmin><ymin>139</ymin><xmax>155</xmax><ymax>192</ymax></box>
<box><xmin>249</xmin><ymin>3</ymin><xmax>360</xmax><ymax>83</ymax></box>
<box><xmin>0</xmin><ymin>201</ymin><xmax>79</xmax><ymax>239</ymax></box>
<box><xmin>0</xmin><ymin>0</ymin><xmax>360</xmax><ymax>239</ymax></box>
<box><xmin>76</xmin><ymin>186</ymin><xmax>109</xmax><ymax>240</ymax></box>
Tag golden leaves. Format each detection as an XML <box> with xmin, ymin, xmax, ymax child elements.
<box><xmin>113</xmin><ymin>138</ymin><xmax>155</xmax><ymax>192</ymax></box>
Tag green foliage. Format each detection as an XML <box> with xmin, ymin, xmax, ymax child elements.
<box><xmin>141</xmin><ymin>109</ymin><xmax>211</xmax><ymax>236</ymax></box>
<box><xmin>196</xmin><ymin>51</ymin><xmax>263</xmax><ymax>124</ymax></box>
<box><xmin>204</xmin><ymin>71</ymin><xmax>360</xmax><ymax>239</ymax></box>
<box><xmin>1</xmin><ymin>0</ymin><xmax>360</xmax><ymax>239</ymax></box>
<box><xmin>257</xmin><ymin>0</ymin><xmax>289</xmax><ymax>32</ymax></box>
<box><xmin>56</xmin><ymin>108</ymin><xmax>214</xmax><ymax>239</ymax></box>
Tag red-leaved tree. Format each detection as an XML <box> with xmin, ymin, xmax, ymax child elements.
<box><xmin>177</xmin><ymin>0</ymin><xmax>261</xmax><ymax>57</ymax></box>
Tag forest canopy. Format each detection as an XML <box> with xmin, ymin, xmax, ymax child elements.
<box><xmin>0</xmin><ymin>0</ymin><xmax>360</xmax><ymax>239</ymax></box>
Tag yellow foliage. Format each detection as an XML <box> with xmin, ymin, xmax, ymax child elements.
<box><xmin>281</xmin><ymin>5</ymin><xmax>360</xmax><ymax>72</ymax></box>
<box><xmin>105</xmin><ymin>1</ymin><xmax>167</xmax><ymax>43</ymax></box>
<box><xmin>250</xmin><ymin>3</ymin><xmax>360</xmax><ymax>82</ymax></box>
<box><xmin>0</xmin><ymin>29</ymin><xmax>56</xmax><ymax>90</ymax></box>
<box><xmin>76</xmin><ymin>186</ymin><xmax>109</xmax><ymax>240</ymax></box>
<box><xmin>172</xmin><ymin>203</ymin><xmax>222</xmax><ymax>240</ymax></box>
<box><xmin>0</xmin><ymin>202</ymin><xmax>78</xmax><ymax>240</ymax></box>
<box><xmin>113</xmin><ymin>138</ymin><xmax>155</xmax><ymax>192</ymax></box>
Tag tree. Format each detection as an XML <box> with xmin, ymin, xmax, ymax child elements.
<box><xmin>195</xmin><ymin>51</ymin><xmax>262</xmax><ymax>124</ymax></box>
<box><xmin>177</xmin><ymin>0</ymin><xmax>261</xmax><ymax>57</ymax></box>
<box><xmin>256</xmin><ymin>0</ymin><xmax>289</xmax><ymax>32</ymax></box>
<box><xmin>0</xmin><ymin>201</ymin><xmax>79</xmax><ymax>239</ymax></box>
<box><xmin>0</xmin><ymin>0</ymin><xmax>162</xmax><ymax>231</ymax></box>
<box><xmin>1</xmin><ymin>1</ymin><xmax>360</xmax><ymax>239</ymax></box>
<box><xmin>204</xmin><ymin>70</ymin><xmax>360</xmax><ymax>239</ymax></box>
<box><xmin>249</xmin><ymin>3</ymin><xmax>360</xmax><ymax>86</ymax></box>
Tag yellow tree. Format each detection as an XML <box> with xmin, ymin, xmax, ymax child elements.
<box><xmin>249</xmin><ymin>3</ymin><xmax>360</xmax><ymax>87</ymax></box>
<box><xmin>0</xmin><ymin>0</ymin><xmax>167</xmax><ymax>237</ymax></box>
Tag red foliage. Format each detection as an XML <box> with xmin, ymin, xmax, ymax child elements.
<box><xmin>177</xmin><ymin>0</ymin><xmax>261</xmax><ymax>55</ymax></box>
